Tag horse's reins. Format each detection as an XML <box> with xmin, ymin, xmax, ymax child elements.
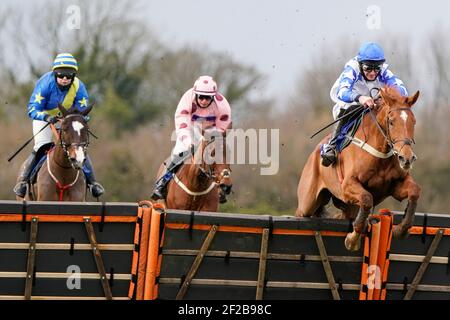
<box><xmin>342</xmin><ymin>87</ymin><xmax>414</xmax><ymax>159</ymax></box>
<box><xmin>46</xmin><ymin>114</ymin><xmax>90</xmax><ymax>200</ymax></box>
<box><xmin>365</xmin><ymin>106</ymin><xmax>415</xmax><ymax>157</ymax></box>
<box><xmin>195</xmin><ymin>138</ymin><xmax>232</xmax><ymax>185</ymax></box>
<box><xmin>385</xmin><ymin>108</ymin><xmax>415</xmax><ymax>155</ymax></box>
<box><xmin>173</xmin><ymin>138</ymin><xmax>231</xmax><ymax>196</ymax></box>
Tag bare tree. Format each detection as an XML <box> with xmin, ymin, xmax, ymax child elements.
<box><xmin>427</xmin><ymin>27</ymin><xmax>450</xmax><ymax>109</ymax></box>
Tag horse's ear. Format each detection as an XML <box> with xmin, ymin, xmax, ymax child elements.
<box><xmin>57</xmin><ymin>104</ymin><xmax>68</xmax><ymax>117</ymax></box>
<box><xmin>81</xmin><ymin>104</ymin><xmax>94</xmax><ymax>116</ymax></box>
<box><xmin>405</xmin><ymin>91</ymin><xmax>420</xmax><ymax>107</ymax></box>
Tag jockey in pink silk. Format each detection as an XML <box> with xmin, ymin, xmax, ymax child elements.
<box><xmin>151</xmin><ymin>75</ymin><xmax>232</xmax><ymax>200</ymax></box>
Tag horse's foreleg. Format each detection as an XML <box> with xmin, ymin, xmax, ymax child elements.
<box><xmin>341</xmin><ymin>177</ymin><xmax>373</xmax><ymax>251</ymax></box>
<box><xmin>392</xmin><ymin>175</ymin><xmax>421</xmax><ymax>238</ymax></box>
<box><xmin>296</xmin><ymin>157</ymin><xmax>322</xmax><ymax>217</ymax></box>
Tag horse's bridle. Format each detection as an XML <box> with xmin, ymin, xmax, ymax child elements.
<box><xmin>202</xmin><ymin>167</ymin><xmax>232</xmax><ymax>185</ymax></box>
<box><xmin>386</xmin><ymin>108</ymin><xmax>416</xmax><ymax>155</ymax></box>
<box><xmin>58</xmin><ymin>114</ymin><xmax>90</xmax><ymax>167</ymax></box>
<box><xmin>195</xmin><ymin>138</ymin><xmax>232</xmax><ymax>185</ymax></box>
<box><xmin>368</xmin><ymin>107</ymin><xmax>415</xmax><ymax>157</ymax></box>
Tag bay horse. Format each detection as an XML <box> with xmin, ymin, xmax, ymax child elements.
<box><xmin>296</xmin><ymin>87</ymin><xmax>421</xmax><ymax>251</ymax></box>
<box><xmin>156</xmin><ymin>129</ymin><xmax>232</xmax><ymax>211</ymax></box>
<box><xmin>21</xmin><ymin>104</ymin><xmax>92</xmax><ymax>201</ymax></box>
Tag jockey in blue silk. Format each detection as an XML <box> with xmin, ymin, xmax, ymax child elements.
<box><xmin>320</xmin><ymin>42</ymin><xmax>409</xmax><ymax>167</ymax></box>
<box><xmin>13</xmin><ymin>53</ymin><xmax>105</xmax><ymax>198</ymax></box>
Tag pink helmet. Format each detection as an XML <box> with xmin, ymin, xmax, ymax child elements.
<box><xmin>193</xmin><ymin>75</ymin><xmax>217</xmax><ymax>96</ymax></box>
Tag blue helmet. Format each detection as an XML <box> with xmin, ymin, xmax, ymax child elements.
<box><xmin>357</xmin><ymin>42</ymin><xmax>385</xmax><ymax>63</ymax></box>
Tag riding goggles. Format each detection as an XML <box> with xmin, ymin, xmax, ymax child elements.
<box><xmin>54</xmin><ymin>71</ymin><xmax>76</xmax><ymax>79</ymax></box>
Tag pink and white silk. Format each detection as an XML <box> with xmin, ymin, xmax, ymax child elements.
<box><xmin>173</xmin><ymin>88</ymin><xmax>231</xmax><ymax>155</ymax></box>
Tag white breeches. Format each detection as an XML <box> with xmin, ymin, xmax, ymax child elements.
<box><xmin>332</xmin><ymin>102</ymin><xmax>360</xmax><ymax>120</ymax></box>
<box><xmin>32</xmin><ymin>120</ymin><xmax>53</xmax><ymax>152</ymax></box>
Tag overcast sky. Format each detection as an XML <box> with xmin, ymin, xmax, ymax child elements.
<box><xmin>142</xmin><ymin>0</ymin><xmax>450</xmax><ymax>96</ymax></box>
<box><xmin>2</xmin><ymin>0</ymin><xmax>450</xmax><ymax>98</ymax></box>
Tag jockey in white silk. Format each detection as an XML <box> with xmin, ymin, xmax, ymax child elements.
<box><xmin>320</xmin><ymin>42</ymin><xmax>409</xmax><ymax>167</ymax></box>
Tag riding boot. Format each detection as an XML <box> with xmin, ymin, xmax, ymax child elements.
<box><xmin>13</xmin><ymin>151</ymin><xmax>37</xmax><ymax>198</ymax></box>
<box><xmin>320</xmin><ymin>118</ymin><xmax>346</xmax><ymax>167</ymax></box>
<box><xmin>83</xmin><ymin>155</ymin><xmax>105</xmax><ymax>198</ymax></box>
<box><xmin>150</xmin><ymin>151</ymin><xmax>190</xmax><ymax>200</ymax></box>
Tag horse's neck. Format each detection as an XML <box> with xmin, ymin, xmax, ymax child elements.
<box><xmin>181</xmin><ymin>163</ymin><xmax>211</xmax><ymax>191</ymax></box>
<box><xmin>52</xmin><ymin>144</ymin><xmax>70</xmax><ymax>166</ymax></box>
<box><xmin>361</xmin><ymin>110</ymin><xmax>391</xmax><ymax>154</ymax></box>
<box><xmin>49</xmin><ymin>144</ymin><xmax>78</xmax><ymax>183</ymax></box>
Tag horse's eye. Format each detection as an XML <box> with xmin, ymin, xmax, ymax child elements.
<box><xmin>388</xmin><ymin>120</ymin><xmax>394</xmax><ymax>126</ymax></box>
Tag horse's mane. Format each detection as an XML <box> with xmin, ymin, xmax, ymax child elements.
<box><xmin>66</xmin><ymin>108</ymin><xmax>84</xmax><ymax>116</ymax></box>
<box><xmin>381</xmin><ymin>86</ymin><xmax>407</xmax><ymax>105</ymax></box>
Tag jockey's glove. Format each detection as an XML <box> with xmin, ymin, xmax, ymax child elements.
<box><xmin>44</xmin><ymin>114</ymin><xmax>58</xmax><ymax>124</ymax></box>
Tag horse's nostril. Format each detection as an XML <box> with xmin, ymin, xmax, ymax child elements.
<box><xmin>220</xmin><ymin>184</ymin><xmax>232</xmax><ymax>195</ymax></box>
<box><xmin>398</xmin><ymin>155</ymin><xmax>405</xmax><ymax>163</ymax></box>
<box><xmin>412</xmin><ymin>154</ymin><xmax>418</xmax><ymax>162</ymax></box>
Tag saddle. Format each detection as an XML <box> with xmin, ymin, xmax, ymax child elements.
<box><xmin>335</xmin><ymin>108</ymin><xmax>369</xmax><ymax>153</ymax></box>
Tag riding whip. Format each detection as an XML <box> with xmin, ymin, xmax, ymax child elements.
<box><xmin>7</xmin><ymin>122</ymin><xmax>50</xmax><ymax>162</ymax></box>
<box><xmin>310</xmin><ymin>104</ymin><xmax>364</xmax><ymax>139</ymax></box>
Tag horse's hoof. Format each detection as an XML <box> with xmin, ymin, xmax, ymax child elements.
<box><xmin>393</xmin><ymin>225</ymin><xmax>410</xmax><ymax>239</ymax></box>
<box><xmin>345</xmin><ymin>233</ymin><xmax>361</xmax><ymax>251</ymax></box>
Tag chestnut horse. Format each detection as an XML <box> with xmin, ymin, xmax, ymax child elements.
<box><xmin>20</xmin><ymin>104</ymin><xmax>92</xmax><ymax>201</ymax></box>
<box><xmin>296</xmin><ymin>87</ymin><xmax>421</xmax><ymax>251</ymax></box>
<box><xmin>156</xmin><ymin>130</ymin><xmax>232</xmax><ymax>211</ymax></box>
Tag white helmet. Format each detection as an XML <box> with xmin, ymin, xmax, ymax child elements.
<box><xmin>193</xmin><ymin>75</ymin><xmax>217</xmax><ymax>96</ymax></box>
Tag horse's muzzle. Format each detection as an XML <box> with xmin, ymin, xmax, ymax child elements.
<box><xmin>69</xmin><ymin>146</ymin><xmax>86</xmax><ymax>170</ymax></box>
<box><xmin>220</xmin><ymin>183</ymin><xmax>232</xmax><ymax>195</ymax></box>
<box><xmin>398</xmin><ymin>153</ymin><xmax>417</xmax><ymax>170</ymax></box>
<box><xmin>69</xmin><ymin>157</ymin><xmax>85</xmax><ymax>170</ymax></box>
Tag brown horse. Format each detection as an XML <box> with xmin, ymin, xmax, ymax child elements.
<box><xmin>156</xmin><ymin>130</ymin><xmax>232</xmax><ymax>211</ymax></box>
<box><xmin>296</xmin><ymin>87</ymin><xmax>421</xmax><ymax>251</ymax></box>
<box><xmin>20</xmin><ymin>104</ymin><xmax>93</xmax><ymax>201</ymax></box>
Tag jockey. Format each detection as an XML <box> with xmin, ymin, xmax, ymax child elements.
<box><xmin>320</xmin><ymin>42</ymin><xmax>409</xmax><ymax>167</ymax></box>
<box><xmin>13</xmin><ymin>53</ymin><xmax>105</xmax><ymax>198</ymax></box>
<box><xmin>150</xmin><ymin>75</ymin><xmax>232</xmax><ymax>200</ymax></box>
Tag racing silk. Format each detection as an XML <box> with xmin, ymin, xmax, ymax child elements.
<box><xmin>330</xmin><ymin>56</ymin><xmax>408</xmax><ymax>105</ymax></box>
<box><xmin>174</xmin><ymin>88</ymin><xmax>231</xmax><ymax>148</ymax></box>
<box><xmin>27</xmin><ymin>71</ymin><xmax>89</xmax><ymax>121</ymax></box>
